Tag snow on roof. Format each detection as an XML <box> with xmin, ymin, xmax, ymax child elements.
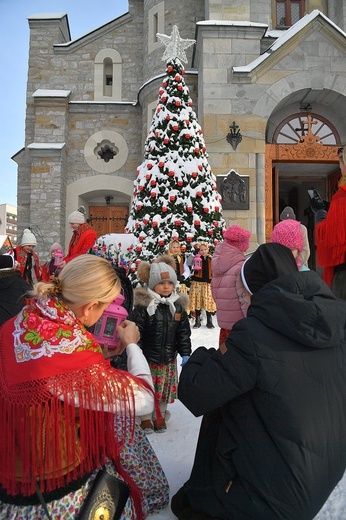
<box><xmin>233</xmin><ymin>10</ymin><xmax>346</xmax><ymax>74</ymax></box>
<box><xmin>27</xmin><ymin>143</ymin><xmax>65</xmax><ymax>150</ymax></box>
<box><xmin>27</xmin><ymin>13</ymin><xmax>67</xmax><ymax>20</ymax></box>
<box><xmin>196</xmin><ymin>20</ymin><xmax>268</xmax><ymax>28</ymax></box>
<box><xmin>33</xmin><ymin>89</ymin><xmax>71</xmax><ymax>98</ymax></box>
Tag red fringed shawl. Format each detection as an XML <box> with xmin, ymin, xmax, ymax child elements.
<box><xmin>0</xmin><ymin>295</ymin><xmax>152</xmax><ymax>517</ymax></box>
<box><xmin>315</xmin><ymin>186</ymin><xmax>346</xmax><ymax>286</ymax></box>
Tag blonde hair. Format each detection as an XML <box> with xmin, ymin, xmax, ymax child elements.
<box><xmin>32</xmin><ymin>255</ymin><xmax>121</xmax><ymax>306</ymax></box>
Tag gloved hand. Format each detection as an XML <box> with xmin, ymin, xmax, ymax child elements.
<box><xmin>309</xmin><ymin>191</ymin><xmax>325</xmax><ymax>213</ymax></box>
<box><xmin>178</xmin><ymin>274</ymin><xmax>185</xmax><ymax>283</ymax></box>
<box><xmin>181</xmin><ymin>355</ymin><xmax>190</xmax><ymax>367</ymax></box>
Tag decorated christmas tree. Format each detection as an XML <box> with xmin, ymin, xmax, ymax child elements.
<box><xmin>126</xmin><ymin>26</ymin><xmax>225</xmax><ymax>264</ymax></box>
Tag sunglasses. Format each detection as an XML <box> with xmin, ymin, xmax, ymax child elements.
<box><xmin>338</xmin><ymin>147</ymin><xmax>344</xmax><ymax>156</ymax></box>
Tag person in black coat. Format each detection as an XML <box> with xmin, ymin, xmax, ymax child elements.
<box><xmin>0</xmin><ymin>254</ymin><xmax>30</xmax><ymax>326</ymax></box>
<box><xmin>172</xmin><ymin>243</ymin><xmax>346</xmax><ymax>520</ymax></box>
<box><xmin>128</xmin><ymin>254</ymin><xmax>191</xmax><ymax>434</ymax></box>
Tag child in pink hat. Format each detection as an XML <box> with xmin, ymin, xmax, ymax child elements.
<box><xmin>270</xmin><ymin>219</ymin><xmax>306</xmax><ymax>270</ymax></box>
<box><xmin>212</xmin><ymin>225</ymin><xmax>251</xmax><ymax>345</ymax></box>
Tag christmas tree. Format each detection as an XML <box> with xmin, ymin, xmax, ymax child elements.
<box><xmin>126</xmin><ymin>26</ymin><xmax>225</xmax><ymax>264</ymax></box>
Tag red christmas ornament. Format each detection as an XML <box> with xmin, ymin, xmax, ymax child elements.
<box><xmin>157</xmin><ymin>107</ymin><xmax>161</xmax><ymax>113</ymax></box>
<box><xmin>150</xmin><ymin>180</ymin><xmax>156</xmax><ymax>186</ymax></box>
<box><xmin>139</xmin><ymin>236</ymin><xmax>144</xmax><ymax>242</ymax></box>
<box><xmin>145</xmin><ymin>173</ymin><xmax>151</xmax><ymax>180</ymax></box>
<box><xmin>175</xmin><ymin>74</ymin><xmax>181</xmax><ymax>82</ymax></box>
<box><xmin>135</xmin><ymin>222</ymin><xmax>139</xmax><ymax>228</ymax></box>
<box><xmin>194</xmin><ymin>220</ymin><xmax>200</xmax><ymax>226</ymax></box>
<box><xmin>162</xmin><ymin>81</ymin><xmax>167</xmax><ymax>88</ymax></box>
<box><xmin>175</xmin><ymin>220</ymin><xmax>181</xmax><ymax>226</ymax></box>
<box><xmin>170</xmin><ymin>195</ymin><xmax>176</xmax><ymax>202</ymax></box>
<box><xmin>175</xmin><ymin>100</ymin><xmax>181</xmax><ymax>107</ymax></box>
<box><xmin>136</xmin><ymin>169</ymin><xmax>140</xmax><ymax>176</ymax></box>
<box><xmin>177</xmin><ymin>180</ymin><xmax>183</xmax><ymax>187</ymax></box>
<box><xmin>195</xmin><ymin>147</ymin><xmax>200</xmax><ymax>154</ymax></box>
<box><xmin>135</xmin><ymin>245</ymin><xmax>142</xmax><ymax>252</ymax></box>
<box><xmin>135</xmin><ymin>259</ymin><xmax>141</xmax><ymax>266</ymax></box>
<box><xmin>166</xmin><ymin>115</ymin><xmax>171</xmax><ymax>121</ymax></box>
<box><xmin>151</xmin><ymin>191</ymin><xmax>157</xmax><ymax>198</ymax></box>
<box><xmin>198</xmin><ymin>165</ymin><xmax>203</xmax><ymax>171</ymax></box>
<box><xmin>167</xmin><ymin>65</ymin><xmax>173</xmax><ymax>73</ymax></box>
<box><xmin>158</xmin><ymin>239</ymin><xmax>165</xmax><ymax>246</ymax></box>
<box><xmin>152</xmin><ymin>221</ymin><xmax>158</xmax><ymax>227</ymax></box>
<box><xmin>188</xmin><ymin>100</ymin><xmax>193</xmax><ymax>106</ymax></box>
<box><xmin>168</xmin><ymin>170</ymin><xmax>175</xmax><ymax>177</ymax></box>
<box><xmin>162</xmin><ymin>206</ymin><xmax>168</xmax><ymax>213</ymax></box>
<box><xmin>187</xmin><ymin>206</ymin><xmax>193</xmax><ymax>212</ymax></box>
<box><xmin>147</xmin><ymin>163</ymin><xmax>153</xmax><ymax>170</ymax></box>
<box><xmin>155</xmin><ymin>131</ymin><xmax>160</xmax><ymax>137</ymax></box>
<box><xmin>159</xmin><ymin>88</ymin><xmax>164</xmax><ymax>95</ymax></box>
<box><xmin>203</xmin><ymin>207</ymin><xmax>209</xmax><ymax>213</ymax></box>
<box><xmin>164</xmin><ymin>138</ymin><xmax>170</xmax><ymax>145</ymax></box>
<box><xmin>213</xmin><ymin>221</ymin><xmax>219</xmax><ymax>228</ymax></box>
<box><xmin>143</xmin><ymin>218</ymin><xmax>149</xmax><ymax>225</ymax></box>
<box><xmin>158</xmin><ymin>161</ymin><xmax>165</xmax><ymax>168</ymax></box>
<box><xmin>137</xmin><ymin>205</ymin><xmax>142</xmax><ymax>210</ymax></box>
<box><xmin>215</xmin><ymin>206</ymin><xmax>220</xmax><ymax>212</ymax></box>
<box><xmin>181</xmin><ymin>68</ymin><xmax>185</xmax><ymax>75</ymax></box>
<box><xmin>208</xmin><ymin>229</ymin><xmax>214</xmax><ymax>236</ymax></box>
<box><xmin>202</xmin><ymin>146</ymin><xmax>206</xmax><ymax>152</ymax></box>
<box><xmin>185</xmin><ymin>133</ymin><xmax>191</xmax><ymax>139</ymax></box>
<box><xmin>177</xmin><ymin>85</ymin><xmax>183</xmax><ymax>91</ymax></box>
<box><xmin>173</xmin><ymin>124</ymin><xmax>179</xmax><ymax>132</ymax></box>
<box><xmin>186</xmin><ymin>236</ymin><xmax>192</xmax><ymax>242</ymax></box>
<box><xmin>139</xmin><ymin>185</ymin><xmax>144</xmax><ymax>191</ymax></box>
<box><xmin>196</xmin><ymin>191</ymin><xmax>202</xmax><ymax>197</ymax></box>
<box><xmin>161</xmin><ymin>96</ymin><xmax>167</xmax><ymax>103</ymax></box>
<box><xmin>192</xmin><ymin>172</ymin><xmax>198</xmax><ymax>179</ymax></box>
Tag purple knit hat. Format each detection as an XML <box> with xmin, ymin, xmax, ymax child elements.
<box><xmin>270</xmin><ymin>219</ymin><xmax>303</xmax><ymax>253</ymax></box>
<box><xmin>223</xmin><ymin>225</ymin><xmax>251</xmax><ymax>252</ymax></box>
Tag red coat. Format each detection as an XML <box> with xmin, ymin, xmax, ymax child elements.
<box><xmin>315</xmin><ymin>186</ymin><xmax>346</xmax><ymax>286</ymax></box>
<box><xmin>64</xmin><ymin>223</ymin><xmax>98</xmax><ymax>263</ymax></box>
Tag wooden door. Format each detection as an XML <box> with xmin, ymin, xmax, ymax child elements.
<box><xmin>89</xmin><ymin>206</ymin><xmax>129</xmax><ymax>236</ymax></box>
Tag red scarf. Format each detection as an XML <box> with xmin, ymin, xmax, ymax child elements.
<box><xmin>0</xmin><ymin>295</ymin><xmax>150</xmax><ymax>517</ymax></box>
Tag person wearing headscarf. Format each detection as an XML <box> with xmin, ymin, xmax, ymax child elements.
<box><xmin>312</xmin><ymin>146</ymin><xmax>346</xmax><ymax>298</ymax></box>
<box><xmin>0</xmin><ymin>254</ymin><xmax>30</xmax><ymax>326</ymax></box>
<box><xmin>0</xmin><ymin>255</ymin><xmax>169</xmax><ymax>519</ymax></box>
<box><xmin>128</xmin><ymin>255</ymin><xmax>191</xmax><ymax>433</ymax></box>
<box><xmin>63</xmin><ymin>206</ymin><xmax>97</xmax><ymax>265</ymax></box>
<box><xmin>172</xmin><ymin>243</ymin><xmax>346</xmax><ymax>520</ymax></box>
<box><xmin>211</xmin><ymin>225</ymin><xmax>251</xmax><ymax>345</ymax></box>
<box><xmin>12</xmin><ymin>228</ymin><xmax>42</xmax><ymax>286</ymax></box>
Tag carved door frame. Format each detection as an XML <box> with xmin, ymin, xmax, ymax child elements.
<box><xmin>265</xmin><ymin>140</ymin><xmax>340</xmax><ymax>241</ymax></box>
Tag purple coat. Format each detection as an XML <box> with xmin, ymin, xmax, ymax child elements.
<box><xmin>211</xmin><ymin>241</ymin><xmax>248</xmax><ymax>329</ymax></box>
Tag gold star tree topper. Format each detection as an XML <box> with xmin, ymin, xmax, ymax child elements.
<box><xmin>156</xmin><ymin>25</ymin><xmax>195</xmax><ymax>64</ymax></box>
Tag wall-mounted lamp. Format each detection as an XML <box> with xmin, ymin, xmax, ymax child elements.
<box><xmin>105</xmin><ymin>195</ymin><xmax>114</xmax><ymax>205</ymax></box>
<box><xmin>226</xmin><ymin>122</ymin><xmax>242</xmax><ymax>151</ymax></box>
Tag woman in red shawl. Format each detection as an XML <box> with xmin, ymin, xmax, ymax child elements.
<box><xmin>313</xmin><ymin>146</ymin><xmax>346</xmax><ymax>299</ymax></box>
<box><xmin>0</xmin><ymin>255</ymin><xmax>169</xmax><ymax>519</ymax></box>
<box><xmin>62</xmin><ymin>206</ymin><xmax>98</xmax><ymax>266</ymax></box>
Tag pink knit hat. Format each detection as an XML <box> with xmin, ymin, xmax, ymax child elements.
<box><xmin>270</xmin><ymin>219</ymin><xmax>303</xmax><ymax>252</ymax></box>
<box><xmin>223</xmin><ymin>225</ymin><xmax>251</xmax><ymax>252</ymax></box>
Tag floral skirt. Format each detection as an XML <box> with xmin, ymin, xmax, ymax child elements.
<box><xmin>188</xmin><ymin>281</ymin><xmax>216</xmax><ymax>313</ymax></box>
<box><xmin>150</xmin><ymin>359</ymin><xmax>178</xmax><ymax>404</ymax></box>
<box><xmin>0</xmin><ymin>422</ymin><xmax>169</xmax><ymax>519</ymax></box>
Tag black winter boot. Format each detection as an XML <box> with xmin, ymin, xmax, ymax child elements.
<box><xmin>206</xmin><ymin>312</ymin><xmax>214</xmax><ymax>329</ymax></box>
<box><xmin>193</xmin><ymin>310</ymin><xmax>201</xmax><ymax>328</ymax></box>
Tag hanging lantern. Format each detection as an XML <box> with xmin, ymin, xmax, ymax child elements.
<box><xmin>193</xmin><ymin>253</ymin><xmax>202</xmax><ymax>271</ymax></box>
<box><xmin>93</xmin><ymin>294</ymin><xmax>128</xmax><ymax>350</ymax></box>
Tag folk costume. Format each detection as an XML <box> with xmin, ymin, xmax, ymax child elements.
<box><xmin>0</xmin><ymin>293</ymin><xmax>169</xmax><ymax>519</ymax></box>
<box><xmin>41</xmin><ymin>243</ymin><xmax>64</xmax><ymax>282</ymax></box>
<box><xmin>189</xmin><ymin>245</ymin><xmax>216</xmax><ymax>328</ymax></box>
<box><xmin>168</xmin><ymin>249</ymin><xmax>190</xmax><ymax>296</ymax></box>
<box><xmin>13</xmin><ymin>229</ymin><xmax>42</xmax><ymax>286</ymax></box>
<box><xmin>64</xmin><ymin>222</ymin><xmax>97</xmax><ymax>263</ymax></box>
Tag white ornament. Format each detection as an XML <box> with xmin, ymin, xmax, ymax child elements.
<box><xmin>157</xmin><ymin>25</ymin><xmax>195</xmax><ymax>64</ymax></box>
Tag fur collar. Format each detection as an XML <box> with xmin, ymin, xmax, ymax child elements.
<box><xmin>133</xmin><ymin>286</ymin><xmax>189</xmax><ymax>310</ymax></box>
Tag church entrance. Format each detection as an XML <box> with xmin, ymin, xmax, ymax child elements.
<box><xmin>88</xmin><ymin>206</ymin><xmax>129</xmax><ymax>236</ymax></box>
<box><xmin>265</xmin><ymin>113</ymin><xmax>341</xmax><ymax>270</ymax></box>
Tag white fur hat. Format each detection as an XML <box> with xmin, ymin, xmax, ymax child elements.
<box><xmin>20</xmin><ymin>228</ymin><xmax>37</xmax><ymax>247</ymax></box>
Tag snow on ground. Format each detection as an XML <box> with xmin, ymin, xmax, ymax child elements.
<box><xmin>146</xmin><ymin>315</ymin><xmax>346</xmax><ymax>519</ymax></box>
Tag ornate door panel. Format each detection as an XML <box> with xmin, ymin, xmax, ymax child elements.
<box><xmin>89</xmin><ymin>206</ymin><xmax>129</xmax><ymax>235</ymax></box>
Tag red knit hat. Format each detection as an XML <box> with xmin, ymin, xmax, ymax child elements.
<box><xmin>223</xmin><ymin>225</ymin><xmax>251</xmax><ymax>252</ymax></box>
<box><xmin>270</xmin><ymin>219</ymin><xmax>303</xmax><ymax>252</ymax></box>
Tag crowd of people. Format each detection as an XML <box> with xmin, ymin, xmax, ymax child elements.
<box><xmin>1</xmin><ymin>145</ymin><xmax>346</xmax><ymax>520</ymax></box>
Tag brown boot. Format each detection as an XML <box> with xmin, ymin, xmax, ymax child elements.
<box><xmin>140</xmin><ymin>419</ymin><xmax>154</xmax><ymax>434</ymax></box>
<box><xmin>154</xmin><ymin>418</ymin><xmax>167</xmax><ymax>433</ymax></box>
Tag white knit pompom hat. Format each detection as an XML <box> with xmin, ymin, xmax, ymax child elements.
<box><xmin>68</xmin><ymin>206</ymin><xmax>86</xmax><ymax>224</ymax></box>
<box><xmin>20</xmin><ymin>228</ymin><xmax>37</xmax><ymax>247</ymax></box>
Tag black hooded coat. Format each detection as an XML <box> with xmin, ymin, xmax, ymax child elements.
<box><xmin>178</xmin><ymin>270</ymin><xmax>346</xmax><ymax>520</ymax></box>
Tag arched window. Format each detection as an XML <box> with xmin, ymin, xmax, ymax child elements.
<box><xmin>276</xmin><ymin>0</ymin><xmax>305</xmax><ymax>28</ymax></box>
<box><xmin>94</xmin><ymin>49</ymin><xmax>122</xmax><ymax>101</ymax></box>
<box><xmin>273</xmin><ymin>113</ymin><xmax>339</xmax><ymax>145</ymax></box>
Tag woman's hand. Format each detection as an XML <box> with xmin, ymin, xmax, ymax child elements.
<box><xmin>116</xmin><ymin>319</ymin><xmax>140</xmax><ymax>348</ymax></box>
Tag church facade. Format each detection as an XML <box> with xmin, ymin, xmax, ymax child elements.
<box><xmin>14</xmin><ymin>0</ymin><xmax>346</xmax><ymax>267</ymax></box>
